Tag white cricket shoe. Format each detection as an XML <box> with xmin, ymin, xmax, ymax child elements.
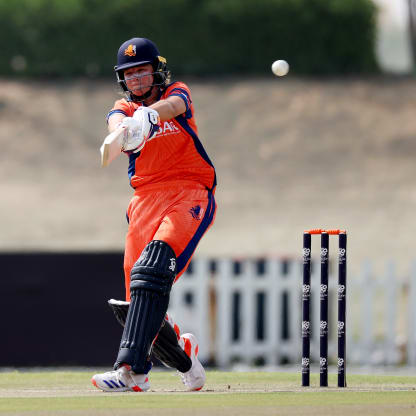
<box><xmin>91</xmin><ymin>364</ymin><xmax>150</xmax><ymax>392</ymax></box>
<box><xmin>178</xmin><ymin>333</ymin><xmax>206</xmax><ymax>391</ymax></box>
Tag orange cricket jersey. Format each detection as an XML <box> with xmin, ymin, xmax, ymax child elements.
<box><xmin>107</xmin><ymin>82</ymin><xmax>216</xmax><ymax>192</ymax></box>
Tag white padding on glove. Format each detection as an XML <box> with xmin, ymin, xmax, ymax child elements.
<box><xmin>120</xmin><ymin>107</ymin><xmax>160</xmax><ymax>153</ymax></box>
<box><xmin>133</xmin><ymin>107</ymin><xmax>160</xmax><ymax>140</ymax></box>
<box><xmin>119</xmin><ymin>117</ymin><xmax>145</xmax><ymax>153</ymax></box>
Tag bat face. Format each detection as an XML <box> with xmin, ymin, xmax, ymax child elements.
<box><xmin>100</xmin><ymin>127</ymin><xmax>125</xmax><ymax>167</ymax></box>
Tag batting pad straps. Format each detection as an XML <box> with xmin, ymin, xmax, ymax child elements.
<box><xmin>114</xmin><ymin>240</ymin><xmax>177</xmax><ymax>374</ymax></box>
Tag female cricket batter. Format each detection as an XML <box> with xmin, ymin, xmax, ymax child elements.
<box><xmin>92</xmin><ymin>38</ymin><xmax>217</xmax><ymax>392</ymax></box>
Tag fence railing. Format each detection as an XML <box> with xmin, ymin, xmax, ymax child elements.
<box><xmin>168</xmin><ymin>258</ymin><xmax>416</xmax><ymax>367</ymax></box>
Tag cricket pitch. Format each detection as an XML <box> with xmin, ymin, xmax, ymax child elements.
<box><xmin>0</xmin><ymin>370</ymin><xmax>415</xmax><ymax>415</ymax></box>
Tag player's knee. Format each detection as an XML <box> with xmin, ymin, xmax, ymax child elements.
<box><xmin>130</xmin><ymin>240</ymin><xmax>177</xmax><ymax>295</ymax></box>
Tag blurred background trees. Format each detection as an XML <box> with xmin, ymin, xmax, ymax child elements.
<box><xmin>0</xmin><ymin>0</ymin><xmax>378</xmax><ymax>78</ymax></box>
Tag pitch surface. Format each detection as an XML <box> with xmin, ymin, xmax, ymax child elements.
<box><xmin>0</xmin><ymin>371</ymin><xmax>415</xmax><ymax>415</ymax></box>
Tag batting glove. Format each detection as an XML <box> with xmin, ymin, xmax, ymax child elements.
<box><xmin>132</xmin><ymin>107</ymin><xmax>161</xmax><ymax>142</ymax></box>
<box><xmin>119</xmin><ymin>117</ymin><xmax>145</xmax><ymax>154</ymax></box>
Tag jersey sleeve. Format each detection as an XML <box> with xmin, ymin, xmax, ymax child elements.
<box><xmin>106</xmin><ymin>99</ymin><xmax>133</xmax><ymax>122</ymax></box>
<box><xmin>164</xmin><ymin>82</ymin><xmax>193</xmax><ymax>119</ymax></box>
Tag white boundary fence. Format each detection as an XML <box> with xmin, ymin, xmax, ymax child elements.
<box><xmin>168</xmin><ymin>258</ymin><xmax>416</xmax><ymax>367</ymax></box>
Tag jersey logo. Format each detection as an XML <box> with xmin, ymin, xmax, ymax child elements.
<box><xmin>189</xmin><ymin>205</ymin><xmax>203</xmax><ymax>220</ymax></box>
<box><xmin>124</xmin><ymin>44</ymin><xmax>136</xmax><ymax>57</ymax></box>
<box><xmin>153</xmin><ymin>121</ymin><xmax>179</xmax><ymax>137</ymax></box>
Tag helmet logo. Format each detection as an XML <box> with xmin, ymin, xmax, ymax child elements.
<box><xmin>124</xmin><ymin>44</ymin><xmax>136</xmax><ymax>57</ymax></box>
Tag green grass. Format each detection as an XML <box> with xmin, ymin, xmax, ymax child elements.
<box><xmin>0</xmin><ymin>371</ymin><xmax>415</xmax><ymax>415</ymax></box>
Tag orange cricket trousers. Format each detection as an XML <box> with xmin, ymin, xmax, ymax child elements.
<box><xmin>123</xmin><ymin>182</ymin><xmax>217</xmax><ymax>301</ymax></box>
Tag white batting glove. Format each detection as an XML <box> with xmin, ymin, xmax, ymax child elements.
<box><xmin>119</xmin><ymin>108</ymin><xmax>160</xmax><ymax>154</ymax></box>
<box><xmin>133</xmin><ymin>107</ymin><xmax>161</xmax><ymax>142</ymax></box>
<box><xmin>119</xmin><ymin>117</ymin><xmax>145</xmax><ymax>153</ymax></box>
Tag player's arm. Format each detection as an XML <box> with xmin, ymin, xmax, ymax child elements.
<box><xmin>149</xmin><ymin>96</ymin><xmax>186</xmax><ymax>122</ymax></box>
<box><xmin>107</xmin><ymin>95</ymin><xmax>185</xmax><ymax>131</ymax></box>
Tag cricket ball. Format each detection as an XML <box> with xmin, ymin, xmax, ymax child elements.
<box><xmin>271</xmin><ymin>60</ymin><xmax>289</xmax><ymax>77</ymax></box>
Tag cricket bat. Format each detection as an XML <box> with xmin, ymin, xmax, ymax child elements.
<box><xmin>100</xmin><ymin>127</ymin><xmax>126</xmax><ymax>167</ymax></box>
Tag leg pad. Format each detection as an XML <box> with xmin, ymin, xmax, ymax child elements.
<box><xmin>114</xmin><ymin>240</ymin><xmax>176</xmax><ymax>373</ymax></box>
<box><xmin>108</xmin><ymin>300</ymin><xmax>191</xmax><ymax>372</ymax></box>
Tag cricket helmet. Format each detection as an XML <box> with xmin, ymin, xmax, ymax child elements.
<box><xmin>114</xmin><ymin>37</ymin><xmax>170</xmax><ymax>101</ymax></box>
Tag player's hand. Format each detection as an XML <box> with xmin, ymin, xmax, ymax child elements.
<box><xmin>132</xmin><ymin>107</ymin><xmax>161</xmax><ymax>142</ymax></box>
<box><xmin>119</xmin><ymin>108</ymin><xmax>160</xmax><ymax>154</ymax></box>
<box><xmin>118</xmin><ymin>117</ymin><xmax>145</xmax><ymax>153</ymax></box>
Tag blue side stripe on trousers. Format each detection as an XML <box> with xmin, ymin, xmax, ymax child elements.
<box><xmin>177</xmin><ymin>192</ymin><xmax>215</xmax><ymax>273</ymax></box>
